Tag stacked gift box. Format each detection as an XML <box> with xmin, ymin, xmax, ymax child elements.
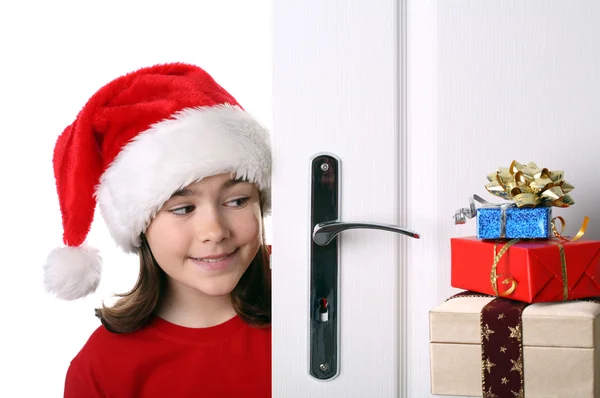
<box><xmin>429</xmin><ymin>161</ymin><xmax>600</xmax><ymax>398</ymax></box>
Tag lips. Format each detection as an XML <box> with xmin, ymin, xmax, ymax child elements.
<box><xmin>193</xmin><ymin>254</ymin><xmax>229</xmax><ymax>263</ymax></box>
<box><xmin>189</xmin><ymin>249</ymin><xmax>238</xmax><ymax>270</ymax></box>
<box><xmin>192</xmin><ymin>249</ymin><xmax>236</xmax><ymax>262</ymax></box>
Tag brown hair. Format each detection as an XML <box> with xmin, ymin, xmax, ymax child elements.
<box><xmin>95</xmin><ymin>233</ymin><xmax>271</xmax><ymax>333</ymax></box>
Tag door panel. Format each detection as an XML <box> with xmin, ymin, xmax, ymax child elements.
<box><xmin>274</xmin><ymin>1</ymin><xmax>600</xmax><ymax>397</ymax></box>
<box><xmin>272</xmin><ymin>0</ymin><xmax>406</xmax><ymax>396</ymax></box>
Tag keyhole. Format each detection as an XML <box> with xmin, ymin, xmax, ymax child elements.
<box><xmin>318</xmin><ymin>298</ymin><xmax>329</xmax><ymax>322</ymax></box>
<box><xmin>320</xmin><ymin>298</ymin><xmax>328</xmax><ymax>309</ymax></box>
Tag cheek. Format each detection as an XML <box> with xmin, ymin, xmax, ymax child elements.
<box><xmin>145</xmin><ymin>217</ymin><xmax>189</xmax><ymax>263</ymax></box>
<box><xmin>230</xmin><ymin>208</ymin><xmax>262</xmax><ymax>243</ymax></box>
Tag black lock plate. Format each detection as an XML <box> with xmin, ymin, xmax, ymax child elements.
<box><xmin>309</xmin><ymin>153</ymin><xmax>340</xmax><ymax>380</ymax></box>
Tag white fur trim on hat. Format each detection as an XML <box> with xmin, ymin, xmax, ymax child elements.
<box><xmin>43</xmin><ymin>246</ymin><xmax>102</xmax><ymax>300</ymax></box>
<box><xmin>95</xmin><ymin>104</ymin><xmax>271</xmax><ymax>253</ymax></box>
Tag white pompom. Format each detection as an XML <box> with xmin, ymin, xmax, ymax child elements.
<box><xmin>43</xmin><ymin>246</ymin><xmax>103</xmax><ymax>300</ymax></box>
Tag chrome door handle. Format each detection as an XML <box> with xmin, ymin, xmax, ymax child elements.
<box><xmin>308</xmin><ymin>153</ymin><xmax>420</xmax><ymax>381</ymax></box>
<box><xmin>313</xmin><ymin>221</ymin><xmax>420</xmax><ymax>246</ymax></box>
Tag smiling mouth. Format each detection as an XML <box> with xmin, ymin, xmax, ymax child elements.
<box><xmin>191</xmin><ymin>249</ymin><xmax>237</xmax><ymax>263</ymax></box>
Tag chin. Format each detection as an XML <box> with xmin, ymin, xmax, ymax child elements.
<box><xmin>194</xmin><ymin>280</ymin><xmax>240</xmax><ymax>297</ymax></box>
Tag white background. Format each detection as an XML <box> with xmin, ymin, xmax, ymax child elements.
<box><xmin>0</xmin><ymin>1</ymin><xmax>272</xmax><ymax>396</ymax></box>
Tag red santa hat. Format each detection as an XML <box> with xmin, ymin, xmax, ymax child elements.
<box><xmin>43</xmin><ymin>63</ymin><xmax>271</xmax><ymax>300</ymax></box>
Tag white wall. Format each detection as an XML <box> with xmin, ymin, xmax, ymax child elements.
<box><xmin>0</xmin><ymin>2</ymin><xmax>271</xmax><ymax>396</ymax></box>
<box><xmin>408</xmin><ymin>1</ymin><xmax>600</xmax><ymax>396</ymax></box>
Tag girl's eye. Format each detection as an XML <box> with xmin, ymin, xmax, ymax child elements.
<box><xmin>225</xmin><ymin>197</ymin><xmax>249</xmax><ymax>208</ymax></box>
<box><xmin>169</xmin><ymin>206</ymin><xmax>195</xmax><ymax>216</ymax></box>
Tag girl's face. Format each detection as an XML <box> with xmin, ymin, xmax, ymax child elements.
<box><xmin>145</xmin><ymin>174</ymin><xmax>262</xmax><ymax>298</ymax></box>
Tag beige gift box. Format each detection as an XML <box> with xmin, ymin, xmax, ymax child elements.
<box><xmin>429</xmin><ymin>296</ymin><xmax>600</xmax><ymax>397</ymax></box>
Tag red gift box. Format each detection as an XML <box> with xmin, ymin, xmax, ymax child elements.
<box><xmin>451</xmin><ymin>237</ymin><xmax>600</xmax><ymax>303</ymax></box>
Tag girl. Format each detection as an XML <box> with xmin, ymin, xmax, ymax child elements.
<box><xmin>43</xmin><ymin>63</ymin><xmax>272</xmax><ymax>397</ymax></box>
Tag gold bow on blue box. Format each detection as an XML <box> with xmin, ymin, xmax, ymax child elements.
<box><xmin>455</xmin><ymin>161</ymin><xmax>576</xmax><ymax>239</ymax></box>
<box><xmin>484</xmin><ymin>160</ymin><xmax>574</xmax><ymax>208</ymax></box>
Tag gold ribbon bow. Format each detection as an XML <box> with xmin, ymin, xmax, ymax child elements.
<box><xmin>485</xmin><ymin>160</ymin><xmax>574</xmax><ymax>208</ymax></box>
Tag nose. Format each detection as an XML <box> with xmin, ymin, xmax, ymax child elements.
<box><xmin>196</xmin><ymin>205</ymin><xmax>231</xmax><ymax>243</ymax></box>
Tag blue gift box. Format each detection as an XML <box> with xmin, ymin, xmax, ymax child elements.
<box><xmin>476</xmin><ymin>206</ymin><xmax>552</xmax><ymax>239</ymax></box>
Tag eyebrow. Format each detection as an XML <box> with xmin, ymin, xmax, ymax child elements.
<box><xmin>171</xmin><ymin>179</ymin><xmax>247</xmax><ymax>198</ymax></box>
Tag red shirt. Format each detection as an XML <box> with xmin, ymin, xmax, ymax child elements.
<box><xmin>64</xmin><ymin>315</ymin><xmax>271</xmax><ymax>398</ymax></box>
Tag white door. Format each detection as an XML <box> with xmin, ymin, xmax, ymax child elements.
<box><xmin>272</xmin><ymin>1</ymin><xmax>600</xmax><ymax>397</ymax></box>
